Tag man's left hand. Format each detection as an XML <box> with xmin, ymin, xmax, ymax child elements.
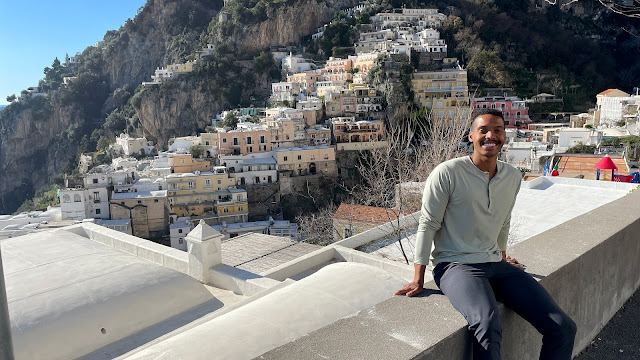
<box><xmin>505</xmin><ymin>255</ymin><xmax>525</xmax><ymax>269</ymax></box>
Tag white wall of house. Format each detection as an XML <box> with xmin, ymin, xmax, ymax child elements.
<box><xmin>170</xmin><ymin>220</ymin><xmax>192</xmax><ymax>251</ymax></box>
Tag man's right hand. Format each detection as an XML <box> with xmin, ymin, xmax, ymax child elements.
<box><xmin>394</xmin><ymin>281</ymin><xmax>424</xmax><ymax>297</ymax></box>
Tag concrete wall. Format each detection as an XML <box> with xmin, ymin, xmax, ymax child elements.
<box><xmin>261</xmin><ymin>190</ymin><xmax>640</xmax><ymax>359</ymax></box>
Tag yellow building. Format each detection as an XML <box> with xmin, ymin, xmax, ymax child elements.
<box><xmin>275</xmin><ymin>146</ymin><xmax>337</xmax><ymax>177</ymax></box>
<box><xmin>166</xmin><ymin>167</ymin><xmax>248</xmax><ymax>223</ymax></box>
<box><xmin>172</xmin><ymin>154</ymin><xmax>211</xmax><ymax>174</ymax></box>
<box><xmin>167</xmin><ymin>61</ymin><xmax>196</xmax><ymax>74</ymax></box>
<box><xmin>412</xmin><ymin>65</ymin><xmax>470</xmax><ymax>120</ymax></box>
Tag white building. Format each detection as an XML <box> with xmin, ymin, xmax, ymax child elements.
<box><xmin>282</xmin><ymin>54</ymin><xmax>316</xmax><ymax>74</ymax></box>
<box><xmin>556</xmin><ymin>128</ymin><xmax>602</xmax><ymax>150</ymax></box>
<box><xmin>110</xmin><ymin>134</ymin><xmax>155</xmax><ymax>157</ymax></box>
<box><xmin>595</xmin><ymin>89</ymin><xmax>639</xmax><ymax>127</ymax></box>
<box><xmin>59</xmin><ymin>187</ymin><xmax>110</xmax><ymax>220</ymax></box>
<box><xmin>170</xmin><ymin>219</ymin><xmax>193</xmax><ymax>251</ymax></box>
<box><xmin>271</xmin><ymin>82</ymin><xmax>302</xmax><ymax>103</ymax></box>
<box><xmin>219</xmin><ymin>152</ymin><xmax>278</xmax><ymax>186</ymax></box>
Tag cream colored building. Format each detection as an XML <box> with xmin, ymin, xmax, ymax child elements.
<box><xmin>412</xmin><ymin>64</ymin><xmax>470</xmax><ymax>120</ymax></box>
<box><xmin>171</xmin><ymin>154</ymin><xmax>211</xmax><ymax>174</ymax></box>
<box><xmin>166</xmin><ymin>167</ymin><xmax>248</xmax><ymax>223</ymax></box>
<box><xmin>110</xmin><ymin>190</ymin><xmax>169</xmax><ymax>240</ymax></box>
<box><xmin>275</xmin><ymin>145</ymin><xmax>337</xmax><ymax>177</ymax></box>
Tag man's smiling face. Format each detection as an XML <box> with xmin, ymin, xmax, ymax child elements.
<box><xmin>469</xmin><ymin>114</ymin><xmax>506</xmax><ymax>159</ymax></box>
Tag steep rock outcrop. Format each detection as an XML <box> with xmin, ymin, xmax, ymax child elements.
<box><xmin>135</xmin><ymin>79</ymin><xmax>221</xmax><ymax>146</ymax></box>
<box><xmin>223</xmin><ymin>0</ymin><xmax>360</xmax><ymax>54</ymax></box>
<box><xmin>0</xmin><ymin>102</ymin><xmax>82</xmax><ymax>213</ymax></box>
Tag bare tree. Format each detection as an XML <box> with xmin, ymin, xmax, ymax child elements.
<box><xmin>352</xmin><ymin>105</ymin><xmax>473</xmax><ymax>263</ymax></box>
<box><xmin>544</xmin><ymin>0</ymin><xmax>640</xmax><ymax>18</ymax></box>
<box><xmin>295</xmin><ymin>203</ymin><xmax>339</xmax><ymax>245</ymax></box>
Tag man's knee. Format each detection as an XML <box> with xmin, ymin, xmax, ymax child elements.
<box><xmin>547</xmin><ymin>312</ymin><xmax>577</xmax><ymax>341</ymax></box>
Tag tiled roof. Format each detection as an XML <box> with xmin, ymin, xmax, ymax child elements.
<box><xmin>333</xmin><ymin>203</ymin><xmax>407</xmax><ymax>225</ymax></box>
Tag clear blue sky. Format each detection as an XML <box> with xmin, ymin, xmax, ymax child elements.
<box><xmin>0</xmin><ymin>0</ymin><xmax>146</xmax><ymax>105</ymax></box>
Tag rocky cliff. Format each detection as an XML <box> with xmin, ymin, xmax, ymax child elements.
<box><xmin>220</xmin><ymin>0</ymin><xmax>361</xmax><ymax>54</ymax></box>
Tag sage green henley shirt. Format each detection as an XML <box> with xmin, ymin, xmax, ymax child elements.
<box><xmin>414</xmin><ymin>156</ymin><xmax>522</xmax><ymax>266</ymax></box>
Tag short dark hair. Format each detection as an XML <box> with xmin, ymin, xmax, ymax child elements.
<box><xmin>472</xmin><ymin>109</ymin><xmax>505</xmax><ymax>128</ymax></box>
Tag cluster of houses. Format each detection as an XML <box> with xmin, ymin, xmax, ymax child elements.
<box><xmin>58</xmin><ymin>97</ymin><xmax>389</xmax><ymax>250</ymax></box>
<box><xmin>499</xmin><ymin>88</ymin><xmax>640</xmax><ymax>172</ymax></box>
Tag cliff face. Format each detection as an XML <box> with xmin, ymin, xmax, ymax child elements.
<box><xmin>102</xmin><ymin>0</ymin><xmax>221</xmax><ymax>90</ymax></box>
<box><xmin>136</xmin><ymin>79</ymin><xmax>221</xmax><ymax>146</ymax></box>
<box><xmin>0</xmin><ymin>102</ymin><xmax>82</xmax><ymax>212</ymax></box>
<box><xmin>0</xmin><ymin>0</ymin><xmax>354</xmax><ymax>213</ymax></box>
<box><xmin>223</xmin><ymin>0</ymin><xmax>360</xmax><ymax>54</ymax></box>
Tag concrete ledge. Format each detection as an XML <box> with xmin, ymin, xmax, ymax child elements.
<box><xmin>262</xmin><ymin>247</ymin><xmax>337</xmax><ymax>281</ymax></box>
<box><xmin>64</xmin><ymin>223</ymin><xmax>189</xmax><ymax>275</ymax></box>
<box><xmin>335</xmin><ymin>212</ymin><xmax>420</xmax><ymax>249</ymax></box>
<box><xmin>260</xmin><ymin>190</ymin><xmax>640</xmax><ymax>359</ymax></box>
<box><xmin>209</xmin><ymin>264</ymin><xmax>281</xmax><ymax>296</ymax></box>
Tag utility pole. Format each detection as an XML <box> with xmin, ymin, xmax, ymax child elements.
<box><xmin>0</xmin><ymin>246</ymin><xmax>15</xmax><ymax>360</ymax></box>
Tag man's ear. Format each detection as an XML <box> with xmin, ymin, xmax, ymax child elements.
<box><xmin>468</xmin><ymin>132</ymin><xmax>474</xmax><ymax>142</ymax></box>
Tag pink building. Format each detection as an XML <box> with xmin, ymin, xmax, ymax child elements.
<box><xmin>472</xmin><ymin>96</ymin><xmax>530</xmax><ymax>128</ymax></box>
<box><xmin>217</xmin><ymin>126</ymin><xmax>271</xmax><ymax>156</ymax></box>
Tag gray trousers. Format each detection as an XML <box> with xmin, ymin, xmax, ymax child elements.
<box><xmin>433</xmin><ymin>260</ymin><xmax>577</xmax><ymax>360</ymax></box>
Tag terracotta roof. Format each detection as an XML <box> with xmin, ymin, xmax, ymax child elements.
<box><xmin>333</xmin><ymin>204</ymin><xmax>409</xmax><ymax>225</ymax></box>
<box><xmin>598</xmin><ymin>89</ymin><xmax>617</xmax><ymax>95</ymax></box>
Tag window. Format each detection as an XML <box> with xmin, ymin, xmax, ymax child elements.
<box><xmin>247</xmin><ymin>136</ymin><xmax>252</xmax><ymax>144</ymax></box>
<box><xmin>205</xmin><ymin>141</ymin><xmax>210</xmax><ymax>145</ymax></box>
<box><xmin>517</xmin><ymin>111</ymin><xmax>521</xmax><ymax>116</ymax></box>
<box><xmin>137</xmin><ymin>200</ymin><xmax>142</xmax><ymax>204</ymax></box>
<box><xmin>239</xmin><ymin>206</ymin><xmax>243</xmax><ymax>211</ymax></box>
<box><xmin>284</xmin><ymin>156</ymin><xmax>288</xmax><ymax>161</ymax></box>
<box><xmin>233</xmin><ymin>138</ymin><xmax>238</xmax><ymax>145</ymax></box>
<box><xmin>260</xmin><ymin>135</ymin><xmax>265</xmax><ymax>143</ymax></box>
<box><xmin>248</xmin><ymin>166</ymin><xmax>252</xmax><ymax>171</ymax></box>
<box><xmin>63</xmin><ymin>195</ymin><xmax>71</xmax><ymax>203</ymax></box>
<box><xmin>324</xmin><ymin>153</ymin><xmax>329</xmax><ymax>159</ymax></box>
<box><xmin>188</xmin><ymin>181</ymin><xmax>194</xmax><ymax>189</ymax></box>
<box><xmin>178</xmin><ymin>239</ymin><xmax>183</xmax><ymax>244</ymax></box>
<box><xmin>248</xmin><ymin>146</ymin><xmax>253</xmax><ymax>153</ymax></box>
<box><xmin>74</xmin><ymin>194</ymin><xmax>81</xmax><ymax>202</ymax></box>
<box><xmin>223</xmin><ymin>138</ymin><xmax>227</xmax><ymax>143</ymax></box>
<box><xmin>93</xmin><ymin>178</ymin><xmax>98</xmax><ymax>184</ymax></box>
<box><xmin>491</xmin><ymin>104</ymin><xmax>496</xmax><ymax>109</ymax></box>
<box><xmin>178</xmin><ymin>229</ymin><xmax>183</xmax><ymax>234</ymax></box>
<box><xmin>224</xmin><ymin>207</ymin><xmax>229</xmax><ymax>213</ymax></box>
<box><xmin>205</xmin><ymin>179</ymin><xmax>211</xmax><ymax>187</ymax></box>
<box><xmin>172</xmin><ymin>183</ymin><xmax>178</xmax><ymax>190</ymax></box>
<box><xmin>297</xmin><ymin>155</ymin><xmax>302</xmax><ymax>160</ymax></box>
<box><xmin>154</xmin><ymin>199</ymin><xmax>159</xmax><ymax>203</ymax></box>
<box><xmin>93</xmin><ymin>192</ymin><xmax>100</xmax><ymax>202</ymax></box>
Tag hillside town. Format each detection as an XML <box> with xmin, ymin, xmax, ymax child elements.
<box><xmin>3</xmin><ymin>7</ymin><xmax>640</xmax><ymax>248</ymax></box>
<box><xmin>1</xmin><ymin>2</ymin><xmax>640</xmax><ymax>359</ymax></box>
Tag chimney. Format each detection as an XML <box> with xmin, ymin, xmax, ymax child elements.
<box><xmin>185</xmin><ymin>219</ymin><xmax>223</xmax><ymax>284</ymax></box>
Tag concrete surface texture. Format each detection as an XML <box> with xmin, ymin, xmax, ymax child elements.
<box><xmin>260</xmin><ymin>189</ymin><xmax>640</xmax><ymax>359</ymax></box>
<box><xmin>575</xmin><ymin>290</ymin><xmax>640</xmax><ymax>360</ymax></box>
<box><xmin>120</xmin><ymin>262</ymin><xmax>406</xmax><ymax>360</ymax></box>
<box><xmin>0</xmin><ymin>229</ymin><xmax>218</xmax><ymax>360</ymax></box>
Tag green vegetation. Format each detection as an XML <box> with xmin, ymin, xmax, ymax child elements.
<box><xmin>15</xmin><ymin>185</ymin><xmax>61</xmax><ymax>213</ymax></box>
<box><xmin>565</xmin><ymin>143</ymin><xmax>596</xmax><ymax>154</ymax></box>
<box><xmin>190</xmin><ymin>145</ymin><xmax>205</xmax><ymax>158</ymax></box>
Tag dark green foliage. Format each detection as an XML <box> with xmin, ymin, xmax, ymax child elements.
<box><xmin>221</xmin><ymin>111</ymin><xmax>238</xmax><ymax>128</ymax></box>
<box><xmin>39</xmin><ymin>58</ymin><xmax>67</xmax><ymax>91</ymax></box>
<box><xmin>190</xmin><ymin>145</ymin><xmax>205</xmax><ymax>158</ymax></box>
<box><xmin>319</xmin><ymin>21</ymin><xmax>357</xmax><ymax>58</ymax></box>
<box><xmin>565</xmin><ymin>143</ymin><xmax>596</xmax><ymax>154</ymax></box>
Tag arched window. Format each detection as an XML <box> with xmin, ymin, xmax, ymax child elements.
<box><xmin>63</xmin><ymin>195</ymin><xmax>71</xmax><ymax>203</ymax></box>
<box><xmin>74</xmin><ymin>194</ymin><xmax>81</xmax><ymax>202</ymax></box>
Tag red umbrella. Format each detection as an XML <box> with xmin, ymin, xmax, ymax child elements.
<box><xmin>594</xmin><ymin>155</ymin><xmax>617</xmax><ymax>180</ymax></box>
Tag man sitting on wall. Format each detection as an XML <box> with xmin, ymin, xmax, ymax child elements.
<box><xmin>395</xmin><ymin>109</ymin><xmax>577</xmax><ymax>359</ymax></box>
